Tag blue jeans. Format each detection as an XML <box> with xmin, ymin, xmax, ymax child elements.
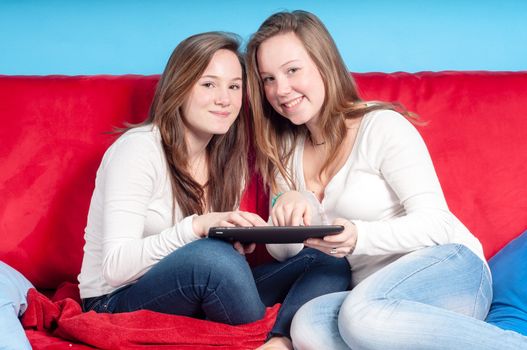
<box><xmin>83</xmin><ymin>239</ymin><xmax>350</xmax><ymax>338</ymax></box>
<box><xmin>253</xmin><ymin>245</ymin><xmax>350</xmax><ymax>337</ymax></box>
<box><xmin>291</xmin><ymin>244</ymin><xmax>527</xmax><ymax>350</ymax></box>
<box><xmin>0</xmin><ymin>261</ymin><xmax>34</xmax><ymax>350</ymax></box>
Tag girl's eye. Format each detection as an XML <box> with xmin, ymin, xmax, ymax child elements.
<box><xmin>230</xmin><ymin>84</ymin><xmax>241</xmax><ymax>90</ymax></box>
<box><xmin>202</xmin><ymin>82</ymin><xmax>215</xmax><ymax>88</ymax></box>
<box><xmin>287</xmin><ymin>67</ymin><xmax>300</xmax><ymax>74</ymax></box>
<box><xmin>261</xmin><ymin>76</ymin><xmax>274</xmax><ymax>84</ymax></box>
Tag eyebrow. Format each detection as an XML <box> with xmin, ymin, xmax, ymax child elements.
<box><xmin>200</xmin><ymin>75</ymin><xmax>242</xmax><ymax>81</ymax></box>
<box><xmin>259</xmin><ymin>59</ymin><xmax>301</xmax><ymax>75</ymax></box>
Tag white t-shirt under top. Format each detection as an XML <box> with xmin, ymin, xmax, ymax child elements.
<box><xmin>78</xmin><ymin>125</ymin><xmax>200</xmax><ymax>299</ymax></box>
<box><xmin>266</xmin><ymin>110</ymin><xmax>485</xmax><ymax>287</ymax></box>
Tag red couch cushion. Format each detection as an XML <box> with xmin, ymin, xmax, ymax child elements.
<box><xmin>1</xmin><ymin>72</ymin><xmax>526</xmax><ymax>291</ymax></box>
<box><xmin>1</xmin><ymin>75</ymin><xmax>158</xmax><ymax>289</ymax></box>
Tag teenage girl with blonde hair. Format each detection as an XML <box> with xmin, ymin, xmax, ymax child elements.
<box><xmin>246</xmin><ymin>10</ymin><xmax>527</xmax><ymax>350</ymax></box>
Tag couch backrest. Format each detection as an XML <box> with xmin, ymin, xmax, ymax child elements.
<box><xmin>1</xmin><ymin>72</ymin><xmax>526</xmax><ymax>289</ymax></box>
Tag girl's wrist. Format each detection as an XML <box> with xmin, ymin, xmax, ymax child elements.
<box><xmin>271</xmin><ymin>192</ymin><xmax>284</xmax><ymax>207</ymax></box>
<box><xmin>192</xmin><ymin>215</ymin><xmax>206</xmax><ymax>238</ymax></box>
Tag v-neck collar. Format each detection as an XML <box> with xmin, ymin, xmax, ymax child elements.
<box><xmin>296</xmin><ymin>117</ymin><xmax>366</xmax><ymax>204</ymax></box>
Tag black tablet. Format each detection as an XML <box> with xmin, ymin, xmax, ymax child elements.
<box><xmin>208</xmin><ymin>225</ymin><xmax>344</xmax><ymax>244</ymax></box>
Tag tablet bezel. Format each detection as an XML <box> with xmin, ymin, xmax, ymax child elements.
<box><xmin>208</xmin><ymin>225</ymin><xmax>344</xmax><ymax>244</ymax></box>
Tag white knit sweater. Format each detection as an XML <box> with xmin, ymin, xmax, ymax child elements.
<box><xmin>266</xmin><ymin>110</ymin><xmax>485</xmax><ymax>287</ymax></box>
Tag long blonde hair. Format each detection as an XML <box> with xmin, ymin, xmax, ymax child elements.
<box><xmin>139</xmin><ymin>32</ymin><xmax>249</xmax><ymax>217</ymax></box>
<box><xmin>246</xmin><ymin>10</ymin><xmax>413</xmax><ymax>193</ymax></box>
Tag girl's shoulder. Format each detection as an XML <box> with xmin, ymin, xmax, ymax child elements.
<box><xmin>360</xmin><ymin>109</ymin><xmax>419</xmax><ymax>140</ymax></box>
<box><xmin>355</xmin><ymin>109</ymin><xmax>422</xmax><ymax>156</ymax></box>
<box><xmin>119</xmin><ymin>124</ymin><xmax>158</xmax><ymax>141</ymax></box>
<box><xmin>362</xmin><ymin>109</ymin><xmax>412</xmax><ymax>130</ymax></box>
<box><xmin>112</xmin><ymin>124</ymin><xmax>161</xmax><ymax>151</ymax></box>
<box><xmin>101</xmin><ymin>124</ymin><xmax>163</xmax><ymax>167</ymax></box>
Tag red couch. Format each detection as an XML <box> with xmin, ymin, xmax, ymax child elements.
<box><xmin>1</xmin><ymin>72</ymin><xmax>526</xmax><ymax>348</ymax></box>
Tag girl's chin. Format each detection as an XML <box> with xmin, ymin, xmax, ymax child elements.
<box><xmin>279</xmin><ymin>109</ymin><xmax>316</xmax><ymax>126</ymax></box>
<box><xmin>285</xmin><ymin>115</ymin><xmax>310</xmax><ymax>126</ymax></box>
<box><xmin>210</xmin><ymin>122</ymin><xmax>236</xmax><ymax>135</ymax></box>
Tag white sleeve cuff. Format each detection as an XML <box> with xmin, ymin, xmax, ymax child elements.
<box><xmin>180</xmin><ymin>214</ymin><xmax>201</xmax><ymax>244</ymax></box>
<box><xmin>349</xmin><ymin>219</ymin><xmax>369</xmax><ymax>256</ymax></box>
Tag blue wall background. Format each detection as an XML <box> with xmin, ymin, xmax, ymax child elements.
<box><xmin>1</xmin><ymin>0</ymin><xmax>526</xmax><ymax>75</ymax></box>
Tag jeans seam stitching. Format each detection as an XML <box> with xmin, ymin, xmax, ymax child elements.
<box><xmin>209</xmin><ymin>288</ymin><xmax>232</xmax><ymax>324</ymax></box>
<box><xmin>384</xmin><ymin>244</ymin><xmax>463</xmax><ymax>297</ymax></box>
<box><xmin>133</xmin><ymin>285</ymin><xmax>233</xmax><ymax>323</ymax></box>
<box><xmin>472</xmin><ymin>261</ymin><xmax>487</xmax><ymax>318</ymax></box>
<box><xmin>134</xmin><ymin>285</ymin><xmax>207</xmax><ymax>310</ymax></box>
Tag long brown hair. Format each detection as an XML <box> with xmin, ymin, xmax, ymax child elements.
<box><xmin>137</xmin><ymin>32</ymin><xmax>249</xmax><ymax>217</ymax></box>
<box><xmin>246</xmin><ymin>10</ymin><xmax>414</xmax><ymax>193</ymax></box>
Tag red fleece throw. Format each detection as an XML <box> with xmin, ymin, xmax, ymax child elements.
<box><xmin>22</xmin><ymin>288</ymin><xmax>280</xmax><ymax>349</ymax></box>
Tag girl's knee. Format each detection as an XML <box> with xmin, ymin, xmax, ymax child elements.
<box><xmin>179</xmin><ymin>238</ymin><xmax>235</xmax><ymax>256</ymax></box>
<box><xmin>170</xmin><ymin>239</ymin><xmax>243</xmax><ymax>266</ymax></box>
<box><xmin>159</xmin><ymin>239</ymin><xmax>252</xmax><ymax>288</ymax></box>
<box><xmin>339</xmin><ymin>296</ymin><xmax>403</xmax><ymax>348</ymax></box>
<box><xmin>291</xmin><ymin>310</ymin><xmax>319</xmax><ymax>349</ymax></box>
<box><xmin>291</xmin><ymin>292</ymin><xmax>349</xmax><ymax>349</ymax></box>
<box><xmin>291</xmin><ymin>303</ymin><xmax>330</xmax><ymax>350</ymax></box>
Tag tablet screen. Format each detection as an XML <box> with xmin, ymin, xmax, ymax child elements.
<box><xmin>208</xmin><ymin>225</ymin><xmax>344</xmax><ymax>244</ymax></box>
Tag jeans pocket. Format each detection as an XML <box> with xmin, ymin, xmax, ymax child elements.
<box><xmin>82</xmin><ymin>295</ymin><xmax>106</xmax><ymax>312</ymax></box>
<box><xmin>82</xmin><ymin>285</ymin><xmax>131</xmax><ymax>313</ymax></box>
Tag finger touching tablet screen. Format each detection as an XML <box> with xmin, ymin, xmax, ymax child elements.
<box><xmin>208</xmin><ymin>225</ymin><xmax>344</xmax><ymax>244</ymax></box>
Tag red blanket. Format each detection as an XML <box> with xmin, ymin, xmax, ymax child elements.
<box><xmin>22</xmin><ymin>288</ymin><xmax>279</xmax><ymax>349</ymax></box>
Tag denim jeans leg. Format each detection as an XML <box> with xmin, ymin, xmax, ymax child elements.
<box><xmin>291</xmin><ymin>291</ymin><xmax>351</xmax><ymax>350</ymax></box>
<box><xmin>252</xmin><ymin>248</ymin><xmax>350</xmax><ymax>338</ymax></box>
<box><xmin>85</xmin><ymin>239</ymin><xmax>266</xmax><ymax>325</ymax></box>
<box><xmin>337</xmin><ymin>244</ymin><xmax>527</xmax><ymax>350</ymax></box>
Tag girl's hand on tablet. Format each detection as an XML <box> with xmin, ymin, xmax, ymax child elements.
<box><xmin>304</xmin><ymin>218</ymin><xmax>357</xmax><ymax>258</ymax></box>
<box><xmin>193</xmin><ymin>211</ymin><xmax>268</xmax><ymax>238</ymax></box>
<box><xmin>271</xmin><ymin>191</ymin><xmax>312</xmax><ymax>226</ymax></box>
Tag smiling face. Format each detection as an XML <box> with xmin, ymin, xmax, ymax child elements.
<box><xmin>257</xmin><ymin>32</ymin><xmax>326</xmax><ymax>127</ymax></box>
<box><xmin>182</xmin><ymin>49</ymin><xmax>243</xmax><ymax>141</ymax></box>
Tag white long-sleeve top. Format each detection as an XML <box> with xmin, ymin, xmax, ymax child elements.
<box><xmin>267</xmin><ymin>110</ymin><xmax>486</xmax><ymax>287</ymax></box>
<box><xmin>78</xmin><ymin>125</ymin><xmax>200</xmax><ymax>299</ymax></box>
